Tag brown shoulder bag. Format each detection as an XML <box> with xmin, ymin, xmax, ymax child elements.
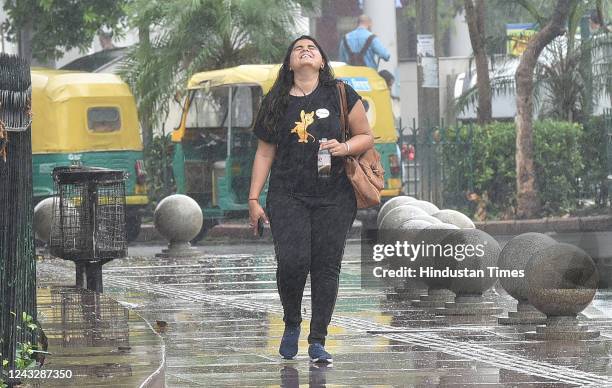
<box><xmin>337</xmin><ymin>81</ymin><xmax>385</xmax><ymax>209</ymax></box>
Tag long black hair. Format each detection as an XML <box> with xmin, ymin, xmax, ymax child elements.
<box><xmin>257</xmin><ymin>35</ymin><xmax>336</xmax><ymax>135</ymax></box>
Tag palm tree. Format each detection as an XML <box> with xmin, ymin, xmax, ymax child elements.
<box><xmin>456</xmin><ymin>32</ymin><xmax>612</xmax><ymax>123</ymax></box>
<box><xmin>119</xmin><ymin>0</ymin><xmax>315</xmax><ymax>148</ymax></box>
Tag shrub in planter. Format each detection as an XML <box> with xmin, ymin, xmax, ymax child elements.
<box><xmin>443</xmin><ymin>120</ymin><xmax>585</xmax><ymax>219</ymax></box>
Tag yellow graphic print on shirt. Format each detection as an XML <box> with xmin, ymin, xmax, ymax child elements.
<box><xmin>291</xmin><ymin>110</ymin><xmax>315</xmax><ymax>143</ymax></box>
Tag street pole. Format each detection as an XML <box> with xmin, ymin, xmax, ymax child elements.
<box><xmin>363</xmin><ymin>0</ymin><xmax>398</xmax><ymax>74</ymax></box>
<box><xmin>415</xmin><ymin>0</ymin><xmax>440</xmax><ymax>203</ymax></box>
<box><xmin>363</xmin><ymin>0</ymin><xmax>402</xmax><ymax>126</ymax></box>
<box><xmin>416</xmin><ymin>0</ymin><xmax>440</xmax><ymax>130</ymax></box>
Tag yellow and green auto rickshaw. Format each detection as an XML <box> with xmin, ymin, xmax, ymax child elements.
<box><xmin>171</xmin><ymin>63</ymin><xmax>401</xmax><ymax>239</ymax></box>
<box><xmin>31</xmin><ymin>68</ymin><xmax>148</xmax><ymax>241</ymax></box>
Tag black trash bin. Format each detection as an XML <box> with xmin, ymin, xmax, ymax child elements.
<box><xmin>50</xmin><ymin>166</ymin><xmax>127</xmax><ymax>293</ymax></box>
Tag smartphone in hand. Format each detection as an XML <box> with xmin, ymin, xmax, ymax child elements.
<box><xmin>257</xmin><ymin>218</ymin><xmax>264</xmax><ymax>237</ymax></box>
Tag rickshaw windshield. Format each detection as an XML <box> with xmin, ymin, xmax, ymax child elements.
<box><xmin>186</xmin><ymin>85</ymin><xmax>256</xmax><ymax>129</ymax></box>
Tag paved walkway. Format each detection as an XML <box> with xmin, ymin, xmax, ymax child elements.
<box><xmin>33</xmin><ymin>281</ymin><xmax>164</xmax><ymax>387</ymax></box>
<box><xmin>38</xmin><ymin>242</ymin><xmax>612</xmax><ymax>387</ymax></box>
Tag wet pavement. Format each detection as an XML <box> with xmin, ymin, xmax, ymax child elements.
<box><xmin>36</xmin><ymin>241</ymin><xmax>612</xmax><ymax>387</ymax></box>
<box><xmin>33</xmin><ymin>283</ymin><xmax>164</xmax><ymax>387</ymax></box>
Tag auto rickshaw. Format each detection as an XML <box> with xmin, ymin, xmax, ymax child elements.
<box><xmin>171</xmin><ymin>63</ymin><xmax>401</xmax><ymax>239</ymax></box>
<box><xmin>31</xmin><ymin>68</ymin><xmax>148</xmax><ymax>241</ymax></box>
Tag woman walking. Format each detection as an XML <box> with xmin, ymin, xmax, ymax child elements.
<box><xmin>248</xmin><ymin>35</ymin><xmax>374</xmax><ymax>363</ymax></box>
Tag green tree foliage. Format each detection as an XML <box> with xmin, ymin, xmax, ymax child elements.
<box><xmin>443</xmin><ymin>120</ymin><xmax>595</xmax><ymax>219</ymax></box>
<box><xmin>119</xmin><ymin>0</ymin><xmax>315</xmax><ymax>137</ymax></box>
<box><xmin>2</xmin><ymin>0</ymin><xmax>127</xmax><ymax>61</ymax></box>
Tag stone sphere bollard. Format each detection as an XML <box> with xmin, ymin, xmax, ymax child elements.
<box><xmin>33</xmin><ymin>197</ymin><xmax>55</xmax><ymax>244</ymax></box>
<box><xmin>525</xmin><ymin>243</ymin><xmax>599</xmax><ymax>340</ymax></box>
<box><xmin>497</xmin><ymin>233</ymin><xmax>555</xmax><ymax>325</ymax></box>
<box><xmin>432</xmin><ymin>209</ymin><xmax>475</xmax><ymax>229</ymax></box>
<box><xmin>435</xmin><ymin>229</ymin><xmax>502</xmax><ymax>319</ymax></box>
<box><xmin>377</xmin><ymin>196</ymin><xmax>417</xmax><ymax>228</ymax></box>
<box><xmin>410</xmin><ymin>223</ymin><xmax>459</xmax><ymax>308</ymax></box>
<box><xmin>445</xmin><ymin>229</ymin><xmax>500</xmax><ymax>296</ymax></box>
<box><xmin>154</xmin><ymin>194</ymin><xmax>203</xmax><ymax>257</ymax></box>
<box><xmin>405</xmin><ymin>214</ymin><xmax>443</xmax><ymax>225</ymax></box>
<box><xmin>407</xmin><ymin>200</ymin><xmax>440</xmax><ymax>215</ymax></box>
<box><xmin>378</xmin><ymin>205</ymin><xmax>428</xmax><ymax>243</ymax></box>
<box><xmin>385</xmin><ymin>219</ymin><xmax>432</xmax><ymax>297</ymax></box>
<box><xmin>398</xmin><ymin>219</ymin><xmax>433</xmax><ymax>242</ymax></box>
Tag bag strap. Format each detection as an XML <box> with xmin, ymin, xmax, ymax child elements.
<box><xmin>336</xmin><ymin>80</ymin><xmax>350</xmax><ymax>142</ymax></box>
<box><xmin>343</xmin><ymin>36</ymin><xmax>354</xmax><ymax>56</ymax></box>
<box><xmin>359</xmin><ymin>34</ymin><xmax>376</xmax><ymax>57</ymax></box>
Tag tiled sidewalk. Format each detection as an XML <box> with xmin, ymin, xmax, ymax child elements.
<box><xmin>38</xmin><ymin>242</ymin><xmax>612</xmax><ymax>387</ymax></box>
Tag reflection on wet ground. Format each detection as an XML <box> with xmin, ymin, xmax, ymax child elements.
<box><xmin>33</xmin><ymin>285</ymin><xmax>164</xmax><ymax>387</ymax></box>
<box><xmin>37</xmin><ymin>242</ymin><xmax>612</xmax><ymax>387</ymax></box>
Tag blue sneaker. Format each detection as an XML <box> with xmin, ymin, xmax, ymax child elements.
<box><xmin>308</xmin><ymin>343</ymin><xmax>333</xmax><ymax>363</ymax></box>
<box><xmin>279</xmin><ymin>324</ymin><xmax>300</xmax><ymax>359</ymax></box>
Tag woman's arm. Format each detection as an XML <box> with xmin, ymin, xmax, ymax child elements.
<box><xmin>345</xmin><ymin>99</ymin><xmax>374</xmax><ymax>155</ymax></box>
<box><xmin>249</xmin><ymin>139</ymin><xmax>276</xmax><ymax>199</ymax></box>
<box><xmin>248</xmin><ymin>139</ymin><xmax>275</xmax><ymax>234</ymax></box>
<box><xmin>321</xmin><ymin>99</ymin><xmax>374</xmax><ymax>156</ymax></box>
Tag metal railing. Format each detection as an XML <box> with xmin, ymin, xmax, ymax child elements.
<box><xmin>399</xmin><ymin>119</ymin><xmax>475</xmax><ymax>210</ymax></box>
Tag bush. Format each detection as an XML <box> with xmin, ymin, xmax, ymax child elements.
<box><xmin>442</xmin><ymin>120</ymin><xmax>585</xmax><ymax>219</ymax></box>
<box><xmin>580</xmin><ymin>115</ymin><xmax>608</xmax><ymax>206</ymax></box>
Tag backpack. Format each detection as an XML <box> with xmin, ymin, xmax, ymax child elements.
<box><xmin>343</xmin><ymin>34</ymin><xmax>376</xmax><ymax>66</ymax></box>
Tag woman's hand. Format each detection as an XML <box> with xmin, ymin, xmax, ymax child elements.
<box><xmin>319</xmin><ymin>138</ymin><xmax>350</xmax><ymax>157</ymax></box>
<box><xmin>248</xmin><ymin>200</ymin><xmax>269</xmax><ymax>236</ymax></box>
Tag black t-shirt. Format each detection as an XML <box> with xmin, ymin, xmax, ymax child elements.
<box><xmin>253</xmin><ymin>81</ymin><xmax>362</xmax><ymax>195</ymax></box>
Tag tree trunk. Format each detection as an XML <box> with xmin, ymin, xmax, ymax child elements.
<box><xmin>464</xmin><ymin>0</ymin><xmax>492</xmax><ymax>124</ymax></box>
<box><xmin>515</xmin><ymin>0</ymin><xmax>575</xmax><ymax>218</ymax></box>
<box><xmin>18</xmin><ymin>18</ymin><xmax>33</xmax><ymax>62</ymax></box>
<box><xmin>138</xmin><ymin>24</ymin><xmax>153</xmax><ymax>151</ymax></box>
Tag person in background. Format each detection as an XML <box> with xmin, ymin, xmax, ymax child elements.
<box><xmin>339</xmin><ymin>15</ymin><xmax>391</xmax><ymax>69</ymax></box>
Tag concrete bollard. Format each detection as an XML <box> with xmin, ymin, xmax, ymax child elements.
<box><xmin>33</xmin><ymin>197</ymin><xmax>55</xmax><ymax>244</ymax></box>
<box><xmin>376</xmin><ymin>196</ymin><xmax>418</xmax><ymax>229</ymax></box>
<box><xmin>434</xmin><ymin>229</ymin><xmax>502</xmax><ymax>322</ymax></box>
<box><xmin>497</xmin><ymin>233</ymin><xmax>554</xmax><ymax>325</ymax></box>
<box><xmin>378</xmin><ymin>205</ymin><xmax>428</xmax><ymax>244</ymax></box>
<box><xmin>525</xmin><ymin>243</ymin><xmax>600</xmax><ymax>340</ymax></box>
<box><xmin>154</xmin><ymin>194</ymin><xmax>204</xmax><ymax>258</ymax></box>
<box><xmin>407</xmin><ymin>200</ymin><xmax>440</xmax><ymax>215</ymax></box>
<box><xmin>386</xmin><ymin>219</ymin><xmax>433</xmax><ymax>299</ymax></box>
<box><xmin>410</xmin><ymin>223</ymin><xmax>459</xmax><ymax>308</ymax></box>
<box><xmin>432</xmin><ymin>209</ymin><xmax>475</xmax><ymax>229</ymax></box>
<box><xmin>404</xmin><ymin>214</ymin><xmax>443</xmax><ymax>225</ymax></box>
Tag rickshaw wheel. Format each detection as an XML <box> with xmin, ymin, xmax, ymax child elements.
<box><xmin>190</xmin><ymin>219</ymin><xmax>219</xmax><ymax>244</ymax></box>
<box><xmin>126</xmin><ymin>210</ymin><xmax>143</xmax><ymax>242</ymax></box>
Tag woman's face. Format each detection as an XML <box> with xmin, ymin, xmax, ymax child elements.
<box><xmin>289</xmin><ymin>39</ymin><xmax>324</xmax><ymax>73</ymax></box>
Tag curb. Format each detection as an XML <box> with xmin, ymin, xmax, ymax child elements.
<box><xmin>136</xmin><ymin>220</ymin><xmax>364</xmax><ymax>243</ymax></box>
<box><xmin>136</xmin><ymin>215</ymin><xmax>612</xmax><ymax>243</ymax></box>
<box><xmin>474</xmin><ymin>215</ymin><xmax>612</xmax><ymax>235</ymax></box>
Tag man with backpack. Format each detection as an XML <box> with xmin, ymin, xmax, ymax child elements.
<box><xmin>339</xmin><ymin>15</ymin><xmax>391</xmax><ymax>70</ymax></box>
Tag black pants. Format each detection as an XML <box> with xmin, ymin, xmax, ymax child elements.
<box><xmin>267</xmin><ymin>178</ymin><xmax>356</xmax><ymax>345</ymax></box>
